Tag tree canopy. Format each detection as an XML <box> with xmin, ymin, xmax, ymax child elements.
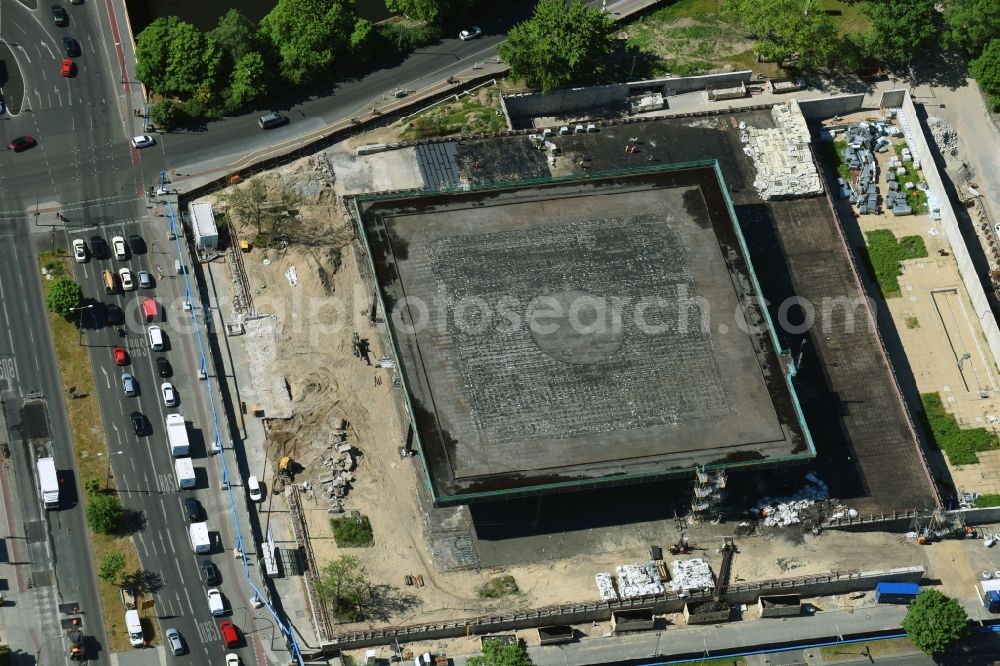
<box><xmin>98</xmin><ymin>551</ymin><xmax>126</xmax><ymax>584</ymax></box>
<box><xmin>499</xmin><ymin>0</ymin><xmax>616</xmax><ymax>94</ymax></box>
<box><xmin>315</xmin><ymin>555</ymin><xmax>370</xmax><ymax>622</ymax></box>
<box><xmin>466</xmin><ymin>641</ymin><xmax>534</xmax><ymax>666</ymax></box>
<box><xmin>943</xmin><ymin>0</ymin><xmax>1000</xmax><ymax>57</ymax></box>
<box><xmin>971</xmin><ymin>38</ymin><xmax>1000</xmax><ymax>110</ymax></box>
<box><xmin>86</xmin><ymin>492</ymin><xmax>125</xmax><ymax>534</ymax></box>
<box><xmin>723</xmin><ymin>0</ymin><xmax>842</xmax><ymax>70</ymax></box>
<box><xmin>384</xmin><ymin>0</ymin><xmax>473</xmax><ymax>25</ymax></box>
<box><xmin>901</xmin><ymin>589</ymin><xmax>968</xmax><ymax>655</ymax></box>
<box><xmin>259</xmin><ymin>0</ymin><xmax>363</xmax><ymax>85</ymax></box>
<box><xmin>210</xmin><ymin>9</ymin><xmax>262</xmax><ymax>65</ymax></box>
<box><xmin>45</xmin><ymin>277</ymin><xmax>83</xmax><ymax>319</ymax></box>
<box><xmin>135</xmin><ymin>17</ymin><xmax>214</xmax><ymax>95</ymax></box>
<box><xmin>860</xmin><ymin>0</ymin><xmax>941</xmax><ymax>66</ymax></box>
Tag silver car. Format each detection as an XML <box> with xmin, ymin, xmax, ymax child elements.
<box><xmin>165</xmin><ymin>627</ymin><xmax>185</xmax><ymax>655</ymax></box>
<box><xmin>121</xmin><ymin>373</ymin><xmax>137</xmax><ymax>397</ymax></box>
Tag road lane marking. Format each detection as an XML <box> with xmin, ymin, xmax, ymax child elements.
<box><xmin>100</xmin><ymin>366</ymin><xmax>110</xmax><ymax>388</ymax></box>
<box><xmin>183</xmin><ymin>587</ymin><xmax>193</xmax><ymax>613</ymax></box>
<box><xmin>165</xmin><ymin>525</ymin><xmax>176</xmax><ymax>554</ymax></box>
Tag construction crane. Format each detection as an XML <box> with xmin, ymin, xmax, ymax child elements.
<box><xmin>712</xmin><ymin>538</ymin><xmax>737</xmax><ymax>602</ymax></box>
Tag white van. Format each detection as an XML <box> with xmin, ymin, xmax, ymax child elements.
<box><xmin>125</xmin><ymin>609</ymin><xmax>144</xmax><ymax>647</ymax></box>
<box><xmin>147</xmin><ymin>325</ymin><xmax>164</xmax><ymax>351</ymax></box>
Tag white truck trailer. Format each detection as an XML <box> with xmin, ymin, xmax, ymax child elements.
<box><xmin>165</xmin><ymin>413</ymin><xmax>190</xmax><ymax>457</ymax></box>
<box><xmin>36</xmin><ymin>457</ymin><xmax>59</xmax><ymax>509</ymax></box>
<box><xmin>174</xmin><ymin>458</ymin><xmax>196</xmax><ymax>489</ymax></box>
<box><xmin>189</xmin><ymin>522</ymin><xmax>211</xmax><ymax>553</ymax></box>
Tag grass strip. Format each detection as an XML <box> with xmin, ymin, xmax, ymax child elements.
<box><xmin>864</xmin><ymin>229</ymin><xmax>927</xmax><ymax>298</ymax></box>
<box><xmin>921</xmin><ymin>392</ymin><xmax>1000</xmax><ymax>465</ymax></box>
<box><xmin>819</xmin><ymin>637</ymin><xmax>917</xmax><ymax>662</ymax></box>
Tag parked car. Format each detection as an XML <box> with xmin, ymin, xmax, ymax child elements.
<box><xmin>165</xmin><ymin>628</ymin><xmax>185</xmax><ymax>655</ymax></box>
<box><xmin>218</xmin><ymin>620</ymin><xmax>238</xmax><ymax>648</ymax></box>
<box><xmin>207</xmin><ymin>589</ymin><xmax>225</xmax><ymax>616</ymax></box>
<box><xmin>119</xmin><ymin>267</ymin><xmax>134</xmax><ymax>290</ymax></box>
<box><xmin>129</xmin><ymin>234</ymin><xmax>146</xmax><ymax>254</ymax></box>
<box><xmin>9</xmin><ymin>136</ymin><xmax>37</xmax><ymax>152</ymax></box>
<box><xmin>72</xmin><ymin>239</ymin><xmax>87</xmax><ymax>262</ymax></box>
<box><xmin>138</xmin><ymin>270</ymin><xmax>152</xmax><ymax>289</ymax></box>
<box><xmin>52</xmin><ymin>4</ymin><xmax>68</xmax><ymax>25</ymax></box>
<box><xmin>112</xmin><ymin>346</ymin><xmax>128</xmax><ymax>366</ymax></box>
<box><xmin>458</xmin><ymin>26</ymin><xmax>482</xmax><ymax>40</ymax></box>
<box><xmin>121</xmin><ymin>373</ymin><xmax>137</xmax><ymax>397</ymax></box>
<box><xmin>60</xmin><ymin>58</ymin><xmax>74</xmax><ymax>77</ymax></box>
<box><xmin>247</xmin><ymin>476</ymin><xmax>262</xmax><ymax>502</ymax></box>
<box><xmin>156</xmin><ymin>356</ymin><xmax>172</xmax><ymax>377</ymax></box>
<box><xmin>129</xmin><ymin>411</ymin><xmax>145</xmax><ymax>436</ymax></box>
<box><xmin>160</xmin><ymin>382</ymin><xmax>177</xmax><ymax>407</ymax></box>
<box><xmin>226</xmin><ymin>654</ymin><xmax>240</xmax><ymax>666</ymax></box>
<box><xmin>200</xmin><ymin>560</ymin><xmax>219</xmax><ymax>586</ymax></box>
<box><xmin>184</xmin><ymin>497</ymin><xmax>202</xmax><ymax>522</ymax></box>
<box><xmin>131</xmin><ymin>135</ymin><xmax>155</xmax><ymax>149</ymax></box>
<box><xmin>111</xmin><ymin>236</ymin><xmax>127</xmax><ymax>260</ymax></box>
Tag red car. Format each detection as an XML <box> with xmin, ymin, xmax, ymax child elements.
<box><xmin>112</xmin><ymin>346</ymin><xmax>128</xmax><ymax>366</ymax></box>
<box><xmin>218</xmin><ymin>620</ymin><xmax>238</xmax><ymax>648</ymax></box>
<box><xmin>9</xmin><ymin>136</ymin><xmax>36</xmax><ymax>152</ymax></box>
<box><xmin>61</xmin><ymin>58</ymin><xmax>74</xmax><ymax>77</ymax></box>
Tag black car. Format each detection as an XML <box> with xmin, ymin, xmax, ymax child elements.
<box><xmin>129</xmin><ymin>234</ymin><xmax>146</xmax><ymax>254</ymax></box>
<box><xmin>62</xmin><ymin>36</ymin><xmax>79</xmax><ymax>57</ymax></box>
<box><xmin>156</xmin><ymin>357</ymin><xmax>172</xmax><ymax>377</ymax></box>
<box><xmin>199</xmin><ymin>559</ymin><xmax>219</xmax><ymax>586</ymax></box>
<box><xmin>89</xmin><ymin>235</ymin><xmax>108</xmax><ymax>259</ymax></box>
<box><xmin>52</xmin><ymin>4</ymin><xmax>68</xmax><ymax>25</ymax></box>
<box><xmin>129</xmin><ymin>412</ymin><xmax>145</xmax><ymax>436</ymax></box>
<box><xmin>183</xmin><ymin>497</ymin><xmax>202</xmax><ymax>522</ymax></box>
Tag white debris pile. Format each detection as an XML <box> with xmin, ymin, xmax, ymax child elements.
<box><xmin>755</xmin><ymin>473</ymin><xmax>831</xmax><ymax>527</ymax></box>
<box><xmin>742</xmin><ymin>100</ymin><xmax>822</xmax><ymax>200</ymax></box>
<box><xmin>595</xmin><ymin>572</ymin><xmax>618</xmax><ymax>601</ymax></box>
<box><xmin>669</xmin><ymin>558</ymin><xmax>715</xmax><ymax>593</ymax></box>
<box><xmin>926</xmin><ymin>116</ymin><xmax>958</xmax><ymax>157</ymax></box>
<box><xmin>615</xmin><ymin>561</ymin><xmax>664</xmax><ymax>599</ymax></box>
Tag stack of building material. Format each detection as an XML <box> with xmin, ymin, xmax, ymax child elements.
<box><xmin>743</xmin><ymin>100</ymin><xmax>822</xmax><ymax>200</ymax></box>
<box><xmin>596</xmin><ymin>573</ymin><xmax>618</xmax><ymax>601</ymax></box>
<box><xmin>754</xmin><ymin>473</ymin><xmax>831</xmax><ymax>527</ymax></box>
<box><xmin>615</xmin><ymin>562</ymin><xmax>665</xmax><ymax>599</ymax></box>
<box><xmin>841</xmin><ymin>122</ymin><xmax>882</xmax><ymax>215</ymax></box>
<box><xmin>668</xmin><ymin>558</ymin><xmax>715</xmax><ymax>593</ymax></box>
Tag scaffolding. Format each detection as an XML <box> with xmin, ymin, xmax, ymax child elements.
<box><xmin>691</xmin><ymin>466</ymin><xmax>727</xmax><ymax>521</ymax></box>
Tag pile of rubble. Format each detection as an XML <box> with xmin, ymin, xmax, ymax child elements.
<box><xmin>315</xmin><ymin>422</ymin><xmax>359</xmax><ymax>513</ymax></box>
<box><xmin>754</xmin><ymin>473</ymin><xmax>835</xmax><ymax>527</ymax></box>
<box><xmin>669</xmin><ymin>558</ymin><xmax>715</xmax><ymax>593</ymax></box>
<box><xmin>926</xmin><ymin>116</ymin><xmax>958</xmax><ymax>157</ymax></box>
<box><xmin>595</xmin><ymin>572</ymin><xmax>618</xmax><ymax>601</ymax></box>
<box><xmin>616</xmin><ymin>561</ymin><xmax>665</xmax><ymax>599</ymax></box>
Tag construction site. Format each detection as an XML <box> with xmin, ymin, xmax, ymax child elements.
<box><xmin>191</xmin><ymin>86</ymin><xmax>1000</xmax><ymax>659</ymax></box>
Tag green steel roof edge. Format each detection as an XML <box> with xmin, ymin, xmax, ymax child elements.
<box><xmin>353</xmin><ymin>160</ymin><xmax>817</xmax><ymax>505</ymax></box>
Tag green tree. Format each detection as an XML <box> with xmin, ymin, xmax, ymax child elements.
<box><xmin>98</xmin><ymin>551</ymin><xmax>126</xmax><ymax>584</ymax></box>
<box><xmin>228</xmin><ymin>52</ymin><xmax>270</xmax><ymax>109</ymax></box>
<box><xmin>943</xmin><ymin>0</ymin><xmax>1000</xmax><ymax>57</ymax></box>
<box><xmin>84</xmin><ymin>478</ymin><xmax>100</xmax><ymax>496</ymax></box>
<box><xmin>860</xmin><ymin>0</ymin><xmax>941</xmax><ymax>66</ymax></box>
<box><xmin>86</xmin><ymin>493</ymin><xmax>125</xmax><ymax>534</ymax></box>
<box><xmin>901</xmin><ymin>589</ymin><xmax>967</xmax><ymax>655</ymax></box>
<box><xmin>164</xmin><ymin>20</ymin><xmax>208</xmax><ymax>95</ymax></box>
<box><xmin>314</xmin><ymin>555</ymin><xmax>370</xmax><ymax>622</ymax></box>
<box><xmin>498</xmin><ymin>0</ymin><xmax>616</xmax><ymax>93</ymax></box>
<box><xmin>971</xmin><ymin>38</ymin><xmax>1000</xmax><ymax>108</ymax></box>
<box><xmin>466</xmin><ymin>641</ymin><xmax>534</xmax><ymax>666</ymax></box>
<box><xmin>150</xmin><ymin>99</ymin><xmax>184</xmax><ymax>129</ymax></box>
<box><xmin>259</xmin><ymin>0</ymin><xmax>361</xmax><ymax>85</ymax></box>
<box><xmin>723</xmin><ymin>0</ymin><xmax>842</xmax><ymax>69</ymax></box>
<box><xmin>210</xmin><ymin>9</ymin><xmax>261</xmax><ymax>64</ymax></box>
<box><xmin>135</xmin><ymin>17</ymin><xmax>175</xmax><ymax>91</ymax></box>
<box><xmin>385</xmin><ymin>0</ymin><xmax>473</xmax><ymax>24</ymax></box>
<box><xmin>45</xmin><ymin>277</ymin><xmax>83</xmax><ymax>319</ymax></box>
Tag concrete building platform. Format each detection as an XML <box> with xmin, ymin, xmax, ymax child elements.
<box><xmin>355</xmin><ymin>167</ymin><xmax>814</xmax><ymax>505</ymax></box>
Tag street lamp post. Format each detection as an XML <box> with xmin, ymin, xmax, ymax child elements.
<box><xmin>35</xmin><ymin>632</ymin><xmax>65</xmax><ymax>665</ymax></box>
<box><xmin>104</xmin><ymin>450</ymin><xmax>125</xmax><ymax>489</ymax></box>
<box><xmin>71</xmin><ymin>304</ymin><xmax>95</xmax><ymax>346</ymax></box>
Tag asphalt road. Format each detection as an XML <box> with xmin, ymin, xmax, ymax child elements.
<box><xmin>0</xmin><ymin>231</ymin><xmax>110</xmax><ymax>664</ymax></box>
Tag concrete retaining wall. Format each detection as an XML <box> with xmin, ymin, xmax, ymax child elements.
<box><xmin>318</xmin><ymin>567</ymin><xmax>923</xmax><ymax>651</ymax></box>
<box><xmin>798</xmin><ymin>94</ymin><xmax>866</xmax><ymax>120</ymax></box>
<box><xmin>898</xmin><ymin>92</ymin><xmax>1000</xmax><ymax>384</ymax></box>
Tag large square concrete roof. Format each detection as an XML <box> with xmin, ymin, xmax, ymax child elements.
<box><xmin>356</xmin><ymin>165</ymin><xmax>814</xmax><ymax>504</ymax></box>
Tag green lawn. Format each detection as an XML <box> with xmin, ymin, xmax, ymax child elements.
<box><xmin>398</xmin><ymin>87</ymin><xmax>506</xmax><ymax>140</ymax></box>
<box><xmin>921</xmin><ymin>392</ymin><xmax>1000</xmax><ymax>465</ymax></box>
<box><xmin>820</xmin><ymin>637</ymin><xmax>917</xmax><ymax>662</ymax></box>
<box><xmin>863</xmin><ymin>229</ymin><xmax>927</xmax><ymax>298</ymax></box>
